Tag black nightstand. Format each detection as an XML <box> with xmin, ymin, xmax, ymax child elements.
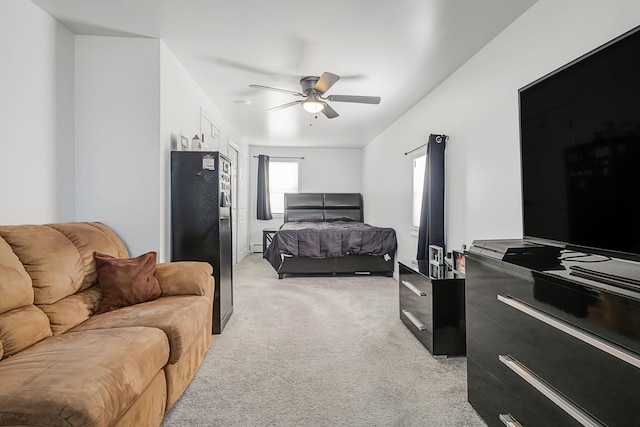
<box><xmin>262</xmin><ymin>228</ymin><xmax>278</xmax><ymax>254</ymax></box>
<box><xmin>398</xmin><ymin>260</ymin><xmax>466</xmax><ymax>357</ymax></box>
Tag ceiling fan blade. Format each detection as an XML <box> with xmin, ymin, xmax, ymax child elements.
<box><xmin>327</xmin><ymin>95</ymin><xmax>381</xmax><ymax>104</ymax></box>
<box><xmin>249</xmin><ymin>84</ymin><xmax>304</xmax><ymax>97</ymax></box>
<box><xmin>314</xmin><ymin>72</ymin><xmax>340</xmax><ymax>94</ymax></box>
<box><xmin>322</xmin><ymin>103</ymin><xmax>339</xmax><ymax>119</ymax></box>
<box><xmin>266</xmin><ymin>100</ymin><xmax>303</xmax><ymax>112</ymax></box>
<box><xmin>212</xmin><ymin>58</ymin><xmax>299</xmax><ymax>79</ymax></box>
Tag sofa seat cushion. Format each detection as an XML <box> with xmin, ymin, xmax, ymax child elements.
<box><xmin>0</xmin><ymin>327</ymin><xmax>169</xmax><ymax>427</ymax></box>
<box><xmin>71</xmin><ymin>295</ymin><xmax>211</xmax><ymax>364</ymax></box>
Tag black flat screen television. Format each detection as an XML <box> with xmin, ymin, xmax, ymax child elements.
<box><xmin>520</xmin><ymin>25</ymin><xmax>640</xmax><ymax>259</ymax></box>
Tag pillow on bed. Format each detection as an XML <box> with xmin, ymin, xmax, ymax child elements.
<box><xmin>323</xmin><ymin>217</ymin><xmax>356</xmax><ymax>222</ymax></box>
<box><xmin>287</xmin><ymin>209</ymin><xmax>324</xmax><ymax>222</ymax></box>
<box><xmin>324</xmin><ymin>210</ymin><xmax>362</xmax><ymax>222</ymax></box>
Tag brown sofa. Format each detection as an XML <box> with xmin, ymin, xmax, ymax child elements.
<box><xmin>0</xmin><ymin>222</ymin><xmax>214</xmax><ymax>426</ymax></box>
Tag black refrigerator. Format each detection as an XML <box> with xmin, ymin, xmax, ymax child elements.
<box><xmin>171</xmin><ymin>151</ymin><xmax>233</xmax><ymax>334</ymax></box>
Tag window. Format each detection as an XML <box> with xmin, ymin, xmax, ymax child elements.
<box><xmin>269</xmin><ymin>161</ymin><xmax>299</xmax><ymax>214</ymax></box>
<box><xmin>412</xmin><ymin>154</ymin><xmax>426</xmax><ymax>229</ymax></box>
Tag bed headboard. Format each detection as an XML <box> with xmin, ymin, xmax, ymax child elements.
<box><xmin>283</xmin><ymin>193</ymin><xmax>363</xmax><ymax>223</ymax></box>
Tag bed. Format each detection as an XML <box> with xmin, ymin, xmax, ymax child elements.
<box><xmin>263</xmin><ymin>193</ymin><xmax>396</xmax><ymax>279</ymax></box>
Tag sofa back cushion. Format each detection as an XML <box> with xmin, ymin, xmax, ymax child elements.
<box><xmin>0</xmin><ymin>237</ymin><xmax>52</xmax><ymax>359</ymax></box>
<box><xmin>0</xmin><ymin>222</ymin><xmax>129</xmax><ymax>335</ymax></box>
<box><xmin>0</xmin><ymin>237</ymin><xmax>33</xmax><ymax>313</ymax></box>
<box><xmin>0</xmin><ymin>305</ymin><xmax>52</xmax><ymax>357</ymax></box>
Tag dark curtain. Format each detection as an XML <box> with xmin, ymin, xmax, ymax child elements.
<box><xmin>257</xmin><ymin>155</ymin><xmax>273</xmax><ymax>220</ymax></box>
<box><xmin>417</xmin><ymin>134</ymin><xmax>447</xmax><ymax>260</ymax></box>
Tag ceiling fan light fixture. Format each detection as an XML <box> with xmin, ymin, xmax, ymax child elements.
<box><xmin>302</xmin><ymin>99</ymin><xmax>325</xmax><ymax>114</ymax></box>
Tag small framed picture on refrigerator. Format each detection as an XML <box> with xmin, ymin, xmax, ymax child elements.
<box><xmin>429</xmin><ymin>263</ymin><xmax>445</xmax><ymax>279</ymax></box>
<box><xmin>428</xmin><ymin>245</ymin><xmax>444</xmax><ymax>266</ymax></box>
<box><xmin>452</xmin><ymin>250</ymin><xmax>466</xmax><ymax>274</ymax></box>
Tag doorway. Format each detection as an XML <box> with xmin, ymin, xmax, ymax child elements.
<box><xmin>228</xmin><ymin>144</ymin><xmax>239</xmax><ymax>265</ymax></box>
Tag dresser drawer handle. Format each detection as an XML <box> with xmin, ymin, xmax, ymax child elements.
<box><xmin>402</xmin><ymin>280</ymin><xmax>426</xmax><ymax>296</ymax></box>
<box><xmin>499</xmin><ymin>414</ymin><xmax>523</xmax><ymax>427</ymax></box>
<box><xmin>401</xmin><ymin>309</ymin><xmax>427</xmax><ymax>330</ymax></box>
<box><xmin>499</xmin><ymin>355</ymin><xmax>604</xmax><ymax>427</ymax></box>
<box><xmin>497</xmin><ymin>294</ymin><xmax>640</xmax><ymax>370</ymax></box>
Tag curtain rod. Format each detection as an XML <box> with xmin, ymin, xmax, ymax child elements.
<box><xmin>253</xmin><ymin>156</ymin><xmax>305</xmax><ymax>160</ymax></box>
<box><xmin>404</xmin><ymin>144</ymin><xmax>426</xmax><ymax>156</ymax></box>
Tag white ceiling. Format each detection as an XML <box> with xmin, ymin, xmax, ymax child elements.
<box><xmin>32</xmin><ymin>0</ymin><xmax>537</xmax><ymax>148</ymax></box>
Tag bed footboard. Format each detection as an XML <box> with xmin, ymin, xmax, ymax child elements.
<box><xmin>277</xmin><ymin>254</ymin><xmax>394</xmax><ymax>279</ymax></box>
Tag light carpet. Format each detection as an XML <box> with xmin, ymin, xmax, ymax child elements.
<box><xmin>161</xmin><ymin>254</ymin><xmax>487</xmax><ymax>427</ymax></box>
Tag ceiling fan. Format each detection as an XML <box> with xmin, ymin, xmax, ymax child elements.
<box><xmin>249</xmin><ymin>72</ymin><xmax>381</xmax><ymax>119</ymax></box>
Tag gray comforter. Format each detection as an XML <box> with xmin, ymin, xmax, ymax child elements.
<box><xmin>263</xmin><ymin>221</ymin><xmax>397</xmax><ymax>271</ymax></box>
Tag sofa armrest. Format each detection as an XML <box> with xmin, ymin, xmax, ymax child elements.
<box><xmin>154</xmin><ymin>262</ymin><xmax>214</xmax><ymax>302</ymax></box>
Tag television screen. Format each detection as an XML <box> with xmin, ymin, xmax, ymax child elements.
<box><xmin>520</xmin><ymin>25</ymin><xmax>640</xmax><ymax>257</ymax></box>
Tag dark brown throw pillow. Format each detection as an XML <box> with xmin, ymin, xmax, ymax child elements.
<box><xmin>94</xmin><ymin>251</ymin><xmax>161</xmax><ymax>314</ymax></box>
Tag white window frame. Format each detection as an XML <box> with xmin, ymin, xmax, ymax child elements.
<box><xmin>269</xmin><ymin>160</ymin><xmax>299</xmax><ymax>216</ymax></box>
<box><xmin>412</xmin><ymin>153</ymin><xmax>426</xmax><ymax>236</ymax></box>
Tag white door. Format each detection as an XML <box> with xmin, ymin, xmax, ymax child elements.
<box><xmin>228</xmin><ymin>140</ymin><xmax>249</xmax><ymax>264</ymax></box>
<box><xmin>228</xmin><ymin>145</ymin><xmax>239</xmax><ymax>265</ymax></box>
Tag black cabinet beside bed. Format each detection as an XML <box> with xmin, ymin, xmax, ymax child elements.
<box><xmin>263</xmin><ymin>193</ymin><xmax>396</xmax><ymax>279</ymax></box>
<box><xmin>398</xmin><ymin>260</ymin><xmax>466</xmax><ymax>357</ymax></box>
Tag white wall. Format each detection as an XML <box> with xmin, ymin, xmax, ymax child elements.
<box><xmin>75</xmin><ymin>36</ymin><xmax>161</xmax><ymax>257</ymax></box>
<box><xmin>0</xmin><ymin>0</ymin><xmax>75</xmax><ymax>224</ymax></box>
<box><xmin>75</xmin><ymin>37</ymin><xmax>251</xmax><ymax>262</ymax></box>
<box><xmin>248</xmin><ymin>146</ymin><xmax>363</xmax><ymax>248</ymax></box>
<box><xmin>363</xmin><ymin>0</ymin><xmax>640</xmax><ymax>265</ymax></box>
<box><xmin>0</xmin><ymin>5</ymin><xmax>251</xmax><ymax>263</ymax></box>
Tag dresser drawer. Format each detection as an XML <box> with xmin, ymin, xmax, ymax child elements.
<box><xmin>399</xmin><ymin>269</ymin><xmax>433</xmax><ymax>349</ymax></box>
<box><xmin>468</xmin><ymin>356</ymin><xmax>583</xmax><ymax>427</ymax></box>
<box><xmin>469</xmin><ymin>258</ymin><xmax>640</xmax><ymax>356</ymax></box>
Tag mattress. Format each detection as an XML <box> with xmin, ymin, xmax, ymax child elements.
<box><xmin>263</xmin><ymin>221</ymin><xmax>397</xmax><ymax>272</ymax></box>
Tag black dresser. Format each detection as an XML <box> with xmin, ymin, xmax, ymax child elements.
<box><xmin>398</xmin><ymin>260</ymin><xmax>466</xmax><ymax>356</ymax></box>
<box><xmin>466</xmin><ymin>239</ymin><xmax>640</xmax><ymax>426</ymax></box>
